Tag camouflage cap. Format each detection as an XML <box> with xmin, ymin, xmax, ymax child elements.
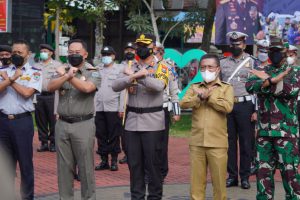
<box><xmin>135</xmin><ymin>33</ymin><xmax>155</xmax><ymax>45</ymax></box>
<box><xmin>269</xmin><ymin>37</ymin><xmax>285</xmax><ymax>49</ymax></box>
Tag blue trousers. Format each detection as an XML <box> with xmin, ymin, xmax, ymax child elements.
<box><xmin>0</xmin><ymin>115</ymin><xmax>34</xmax><ymax>200</ymax></box>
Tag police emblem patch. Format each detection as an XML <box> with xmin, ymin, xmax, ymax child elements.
<box><xmin>33</xmin><ymin>72</ymin><xmax>41</xmax><ymax>81</ymax></box>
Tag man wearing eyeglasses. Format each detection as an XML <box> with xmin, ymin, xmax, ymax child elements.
<box><xmin>180</xmin><ymin>54</ymin><xmax>234</xmax><ymax>200</ymax></box>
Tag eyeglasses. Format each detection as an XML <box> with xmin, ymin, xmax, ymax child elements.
<box><xmin>200</xmin><ymin>65</ymin><xmax>218</xmax><ymax>72</ymax></box>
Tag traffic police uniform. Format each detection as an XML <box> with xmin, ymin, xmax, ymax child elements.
<box><xmin>94</xmin><ymin>46</ymin><xmax>125</xmax><ymax>171</ymax></box>
<box><xmin>215</xmin><ymin>0</ymin><xmax>261</xmax><ymax>44</ymax></box>
<box><xmin>53</xmin><ymin>62</ymin><xmax>101</xmax><ymax>200</ymax></box>
<box><xmin>35</xmin><ymin>44</ymin><xmax>61</xmax><ymax>152</ymax></box>
<box><xmin>0</xmin><ymin>62</ymin><xmax>42</xmax><ymax>200</ymax></box>
<box><xmin>221</xmin><ymin>31</ymin><xmax>256</xmax><ymax>187</ymax></box>
<box><xmin>112</xmin><ymin>34</ymin><xmax>169</xmax><ymax>200</ymax></box>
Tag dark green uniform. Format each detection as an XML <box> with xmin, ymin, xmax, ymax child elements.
<box><xmin>54</xmin><ymin>62</ymin><xmax>101</xmax><ymax>200</ymax></box>
<box><xmin>246</xmin><ymin>64</ymin><xmax>300</xmax><ymax>200</ymax></box>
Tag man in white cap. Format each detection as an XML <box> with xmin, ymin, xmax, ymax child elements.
<box><xmin>287</xmin><ymin>45</ymin><xmax>298</xmax><ymax>66</ymax></box>
<box><xmin>221</xmin><ymin>31</ymin><xmax>256</xmax><ymax>189</ymax></box>
<box><xmin>255</xmin><ymin>39</ymin><xmax>270</xmax><ymax>70</ymax></box>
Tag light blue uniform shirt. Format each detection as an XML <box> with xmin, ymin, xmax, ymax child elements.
<box><xmin>0</xmin><ymin>62</ymin><xmax>42</xmax><ymax>114</ymax></box>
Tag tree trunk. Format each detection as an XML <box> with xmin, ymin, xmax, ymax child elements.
<box><xmin>55</xmin><ymin>7</ymin><xmax>60</xmax><ymax>61</ymax></box>
<box><xmin>93</xmin><ymin>20</ymin><xmax>104</xmax><ymax>66</ymax></box>
<box><xmin>150</xmin><ymin>10</ymin><xmax>160</xmax><ymax>43</ymax></box>
<box><xmin>201</xmin><ymin>0</ymin><xmax>216</xmax><ymax>52</ymax></box>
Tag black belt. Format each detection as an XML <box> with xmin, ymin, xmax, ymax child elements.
<box><xmin>127</xmin><ymin>106</ymin><xmax>163</xmax><ymax>114</ymax></box>
<box><xmin>59</xmin><ymin>114</ymin><xmax>93</xmax><ymax>123</ymax></box>
<box><xmin>0</xmin><ymin>112</ymin><xmax>31</xmax><ymax>120</ymax></box>
<box><xmin>40</xmin><ymin>91</ymin><xmax>54</xmax><ymax>96</ymax></box>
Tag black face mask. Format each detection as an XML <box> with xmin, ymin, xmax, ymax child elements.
<box><xmin>68</xmin><ymin>54</ymin><xmax>83</xmax><ymax>67</ymax></box>
<box><xmin>230</xmin><ymin>46</ymin><xmax>243</xmax><ymax>57</ymax></box>
<box><xmin>11</xmin><ymin>54</ymin><xmax>25</xmax><ymax>67</ymax></box>
<box><xmin>268</xmin><ymin>50</ymin><xmax>286</xmax><ymax>66</ymax></box>
<box><xmin>136</xmin><ymin>47</ymin><xmax>153</xmax><ymax>60</ymax></box>
<box><xmin>125</xmin><ymin>52</ymin><xmax>135</xmax><ymax>60</ymax></box>
<box><xmin>0</xmin><ymin>57</ymin><xmax>12</xmax><ymax>66</ymax></box>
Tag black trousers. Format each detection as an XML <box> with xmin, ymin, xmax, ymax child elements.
<box><xmin>227</xmin><ymin>101</ymin><xmax>255</xmax><ymax>180</ymax></box>
<box><xmin>162</xmin><ymin>108</ymin><xmax>170</xmax><ymax>178</ymax></box>
<box><xmin>35</xmin><ymin>95</ymin><xmax>56</xmax><ymax>144</ymax></box>
<box><xmin>95</xmin><ymin>111</ymin><xmax>121</xmax><ymax>157</ymax></box>
<box><xmin>0</xmin><ymin>114</ymin><xmax>34</xmax><ymax>200</ymax></box>
<box><xmin>125</xmin><ymin>130</ymin><xmax>163</xmax><ymax>200</ymax></box>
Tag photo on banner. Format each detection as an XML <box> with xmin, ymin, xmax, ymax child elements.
<box><xmin>215</xmin><ymin>0</ymin><xmax>300</xmax><ymax>45</ymax></box>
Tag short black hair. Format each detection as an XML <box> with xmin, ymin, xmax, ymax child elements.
<box><xmin>200</xmin><ymin>54</ymin><xmax>220</xmax><ymax>66</ymax></box>
<box><xmin>13</xmin><ymin>39</ymin><xmax>30</xmax><ymax>51</ymax></box>
<box><xmin>68</xmin><ymin>39</ymin><xmax>88</xmax><ymax>51</ymax></box>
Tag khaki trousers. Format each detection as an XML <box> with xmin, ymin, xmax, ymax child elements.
<box><xmin>55</xmin><ymin>118</ymin><xmax>96</xmax><ymax>200</ymax></box>
<box><xmin>190</xmin><ymin>145</ymin><xmax>227</xmax><ymax>200</ymax></box>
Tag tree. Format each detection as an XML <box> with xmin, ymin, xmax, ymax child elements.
<box><xmin>201</xmin><ymin>0</ymin><xmax>216</xmax><ymax>52</ymax></box>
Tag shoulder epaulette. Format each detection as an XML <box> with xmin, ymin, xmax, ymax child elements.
<box><xmin>219</xmin><ymin>56</ymin><xmax>227</xmax><ymax>60</ymax></box>
<box><xmin>220</xmin><ymin>0</ymin><xmax>230</xmax><ymax>4</ymax></box>
<box><xmin>31</xmin><ymin>66</ymin><xmax>42</xmax><ymax>71</ymax></box>
<box><xmin>221</xmin><ymin>81</ymin><xmax>231</xmax><ymax>85</ymax></box>
<box><xmin>250</xmin><ymin>55</ymin><xmax>258</xmax><ymax>61</ymax></box>
<box><xmin>249</xmin><ymin>0</ymin><xmax>258</xmax><ymax>5</ymax></box>
<box><xmin>0</xmin><ymin>65</ymin><xmax>9</xmax><ymax>70</ymax></box>
<box><xmin>86</xmin><ymin>66</ymin><xmax>98</xmax><ymax>71</ymax></box>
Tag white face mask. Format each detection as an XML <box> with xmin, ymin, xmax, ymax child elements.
<box><xmin>258</xmin><ymin>52</ymin><xmax>269</xmax><ymax>62</ymax></box>
<box><xmin>102</xmin><ymin>56</ymin><xmax>113</xmax><ymax>65</ymax></box>
<box><xmin>201</xmin><ymin>70</ymin><xmax>217</xmax><ymax>83</ymax></box>
<box><xmin>287</xmin><ymin>56</ymin><xmax>296</xmax><ymax>65</ymax></box>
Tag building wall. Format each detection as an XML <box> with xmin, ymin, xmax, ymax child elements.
<box><xmin>0</xmin><ymin>0</ymin><xmax>45</xmax><ymax>53</ymax></box>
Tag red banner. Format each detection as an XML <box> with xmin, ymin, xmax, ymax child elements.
<box><xmin>0</xmin><ymin>0</ymin><xmax>7</xmax><ymax>32</ymax></box>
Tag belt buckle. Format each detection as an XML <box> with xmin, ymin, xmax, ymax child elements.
<box><xmin>8</xmin><ymin>114</ymin><xmax>15</xmax><ymax>120</ymax></box>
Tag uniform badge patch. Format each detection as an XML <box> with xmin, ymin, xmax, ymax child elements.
<box><xmin>92</xmin><ymin>72</ymin><xmax>100</xmax><ymax>78</ymax></box>
<box><xmin>33</xmin><ymin>72</ymin><xmax>41</xmax><ymax>81</ymax></box>
<box><xmin>20</xmin><ymin>75</ymin><xmax>31</xmax><ymax>81</ymax></box>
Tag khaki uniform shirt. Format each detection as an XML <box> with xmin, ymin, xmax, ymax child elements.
<box><xmin>220</xmin><ymin>53</ymin><xmax>255</xmax><ymax>96</ymax></box>
<box><xmin>112</xmin><ymin>61</ymin><xmax>168</xmax><ymax>132</ymax></box>
<box><xmin>180</xmin><ymin>78</ymin><xmax>234</xmax><ymax>147</ymax></box>
<box><xmin>55</xmin><ymin>62</ymin><xmax>101</xmax><ymax>117</ymax></box>
<box><xmin>94</xmin><ymin>63</ymin><xmax>125</xmax><ymax>112</ymax></box>
<box><xmin>36</xmin><ymin>59</ymin><xmax>61</xmax><ymax>92</ymax></box>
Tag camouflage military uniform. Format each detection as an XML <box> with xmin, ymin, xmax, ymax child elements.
<box><xmin>246</xmin><ymin>64</ymin><xmax>300</xmax><ymax>200</ymax></box>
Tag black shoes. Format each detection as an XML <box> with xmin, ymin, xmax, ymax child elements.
<box><xmin>37</xmin><ymin>143</ymin><xmax>49</xmax><ymax>152</ymax></box>
<box><xmin>241</xmin><ymin>179</ymin><xmax>251</xmax><ymax>189</ymax></box>
<box><xmin>49</xmin><ymin>143</ymin><xmax>56</xmax><ymax>152</ymax></box>
<box><xmin>226</xmin><ymin>178</ymin><xmax>238</xmax><ymax>187</ymax></box>
<box><xmin>119</xmin><ymin>156</ymin><xmax>127</xmax><ymax>164</ymax></box>
<box><xmin>110</xmin><ymin>161</ymin><xmax>118</xmax><ymax>171</ymax></box>
<box><xmin>95</xmin><ymin>160</ymin><xmax>110</xmax><ymax>170</ymax></box>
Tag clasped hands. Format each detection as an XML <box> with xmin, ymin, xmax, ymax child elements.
<box><xmin>56</xmin><ymin>66</ymin><xmax>78</xmax><ymax>80</ymax></box>
<box><xmin>124</xmin><ymin>66</ymin><xmax>148</xmax><ymax>80</ymax></box>
<box><xmin>193</xmin><ymin>86</ymin><xmax>217</xmax><ymax>101</ymax></box>
<box><xmin>0</xmin><ymin>68</ymin><xmax>23</xmax><ymax>84</ymax></box>
<box><xmin>249</xmin><ymin>67</ymin><xmax>291</xmax><ymax>87</ymax></box>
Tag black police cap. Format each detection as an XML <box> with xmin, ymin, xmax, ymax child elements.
<box><xmin>101</xmin><ymin>46</ymin><xmax>116</xmax><ymax>55</ymax></box>
<box><xmin>125</xmin><ymin>42</ymin><xmax>136</xmax><ymax>50</ymax></box>
<box><xmin>40</xmin><ymin>44</ymin><xmax>54</xmax><ymax>52</ymax></box>
<box><xmin>0</xmin><ymin>45</ymin><xmax>12</xmax><ymax>53</ymax></box>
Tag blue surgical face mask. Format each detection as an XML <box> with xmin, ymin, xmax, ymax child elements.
<box><xmin>40</xmin><ymin>52</ymin><xmax>49</xmax><ymax>61</ymax></box>
<box><xmin>102</xmin><ymin>56</ymin><xmax>113</xmax><ymax>65</ymax></box>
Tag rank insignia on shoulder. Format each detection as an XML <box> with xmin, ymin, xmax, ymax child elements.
<box><xmin>221</xmin><ymin>81</ymin><xmax>231</xmax><ymax>85</ymax></box>
<box><xmin>86</xmin><ymin>66</ymin><xmax>98</xmax><ymax>71</ymax></box>
<box><xmin>32</xmin><ymin>66</ymin><xmax>42</xmax><ymax>71</ymax></box>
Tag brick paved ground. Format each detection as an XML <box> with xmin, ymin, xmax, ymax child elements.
<box><xmin>13</xmin><ymin>134</ymin><xmax>285</xmax><ymax>199</ymax></box>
